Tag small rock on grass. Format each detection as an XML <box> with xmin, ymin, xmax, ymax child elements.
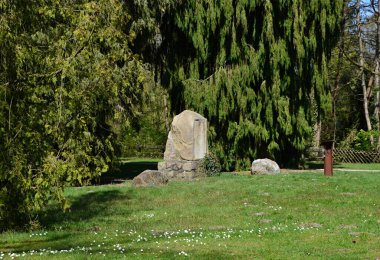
<box><xmin>338</xmin><ymin>224</ymin><xmax>357</xmax><ymax>229</ymax></box>
<box><xmin>349</xmin><ymin>232</ymin><xmax>362</xmax><ymax>236</ymax></box>
<box><xmin>208</xmin><ymin>226</ymin><xmax>226</xmax><ymax>231</ymax></box>
<box><xmin>300</xmin><ymin>223</ymin><xmax>323</xmax><ymax>228</ymax></box>
<box><xmin>132</xmin><ymin>170</ymin><xmax>168</xmax><ymax>187</ymax></box>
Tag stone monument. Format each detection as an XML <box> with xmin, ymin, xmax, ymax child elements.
<box><xmin>158</xmin><ymin>110</ymin><xmax>208</xmax><ymax>179</ymax></box>
<box><xmin>133</xmin><ymin>110</ymin><xmax>208</xmax><ymax>185</ymax></box>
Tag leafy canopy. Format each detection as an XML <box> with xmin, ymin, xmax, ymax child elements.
<box><xmin>0</xmin><ymin>0</ymin><xmax>144</xmax><ymax>229</ymax></box>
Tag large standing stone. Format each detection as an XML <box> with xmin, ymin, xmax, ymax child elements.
<box><xmin>163</xmin><ymin>110</ymin><xmax>208</xmax><ymax>161</ymax></box>
<box><xmin>132</xmin><ymin>170</ymin><xmax>168</xmax><ymax>187</ymax></box>
<box><xmin>158</xmin><ymin>110</ymin><xmax>208</xmax><ymax>180</ymax></box>
<box><xmin>251</xmin><ymin>159</ymin><xmax>280</xmax><ymax>175</ymax></box>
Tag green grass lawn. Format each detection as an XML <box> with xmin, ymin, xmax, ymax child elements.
<box><xmin>1</xmin><ymin>171</ymin><xmax>380</xmax><ymax>259</ymax></box>
<box><xmin>100</xmin><ymin>159</ymin><xmax>380</xmax><ymax>185</ymax></box>
<box><xmin>334</xmin><ymin>163</ymin><xmax>380</xmax><ymax>170</ymax></box>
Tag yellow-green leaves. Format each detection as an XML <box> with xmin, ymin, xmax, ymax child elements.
<box><xmin>0</xmin><ymin>0</ymin><xmax>145</xmax><ymax>230</ymax></box>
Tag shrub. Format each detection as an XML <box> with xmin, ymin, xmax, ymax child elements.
<box><xmin>197</xmin><ymin>154</ymin><xmax>222</xmax><ymax>177</ymax></box>
<box><xmin>352</xmin><ymin>129</ymin><xmax>379</xmax><ymax>151</ymax></box>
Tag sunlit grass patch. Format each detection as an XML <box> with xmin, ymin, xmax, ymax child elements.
<box><xmin>1</xmin><ymin>171</ymin><xmax>379</xmax><ymax>259</ymax></box>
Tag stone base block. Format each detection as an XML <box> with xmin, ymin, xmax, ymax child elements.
<box><xmin>158</xmin><ymin>159</ymin><xmax>205</xmax><ymax>180</ymax></box>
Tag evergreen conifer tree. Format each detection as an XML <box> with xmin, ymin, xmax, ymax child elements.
<box><xmin>157</xmin><ymin>0</ymin><xmax>344</xmax><ymax>169</ymax></box>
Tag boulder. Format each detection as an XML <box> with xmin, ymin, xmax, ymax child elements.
<box><xmin>159</xmin><ymin>110</ymin><xmax>208</xmax><ymax>180</ymax></box>
<box><xmin>132</xmin><ymin>170</ymin><xmax>168</xmax><ymax>187</ymax></box>
<box><xmin>164</xmin><ymin>110</ymin><xmax>208</xmax><ymax>161</ymax></box>
<box><xmin>251</xmin><ymin>159</ymin><xmax>280</xmax><ymax>175</ymax></box>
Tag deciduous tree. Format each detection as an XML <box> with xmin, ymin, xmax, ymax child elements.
<box><xmin>0</xmin><ymin>0</ymin><xmax>144</xmax><ymax>229</ymax></box>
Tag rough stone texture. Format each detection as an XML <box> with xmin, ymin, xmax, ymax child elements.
<box><xmin>164</xmin><ymin>110</ymin><xmax>208</xmax><ymax>161</ymax></box>
<box><xmin>158</xmin><ymin>159</ymin><xmax>205</xmax><ymax>180</ymax></box>
<box><xmin>132</xmin><ymin>170</ymin><xmax>168</xmax><ymax>187</ymax></box>
<box><xmin>251</xmin><ymin>158</ymin><xmax>280</xmax><ymax>175</ymax></box>
<box><xmin>159</xmin><ymin>110</ymin><xmax>208</xmax><ymax>180</ymax></box>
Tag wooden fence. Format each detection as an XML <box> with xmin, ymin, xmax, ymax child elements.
<box><xmin>305</xmin><ymin>147</ymin><xmax>380</xmax><ymax>163</ymax></box>
<box><xmin>333</xmin><ymin>149</ymin><xmax>380</xmax><ymax>163</ymax></box>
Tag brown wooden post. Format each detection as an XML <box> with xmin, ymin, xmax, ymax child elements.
<box><xmin>322</xmin><ymin>140</ymin><xmax>334</xmax><ymax>176</ymax></box>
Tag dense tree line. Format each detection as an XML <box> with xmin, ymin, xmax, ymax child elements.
<box><xmin>1</xmin><ymin>0</ymin><xmax>345</xmax><ymax>229</ymax></box>
<box><xmin>324</xmin><ymin>0</ymin><xmax>380</xmax><ymax>149</ymax></box>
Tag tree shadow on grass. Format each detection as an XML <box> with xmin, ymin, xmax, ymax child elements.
<box><xmin>96</xmin><ymin>161</ymin><xmax>158</xmax><ymax>184</ymax></box>
<box><xmin>40</xmin><ymin>189</ymin><xmax>133</xmax><ymax>229</ymax></box>
<box><xmin>3</xmin><ymin>189</ymin><xmax>137</xmax><ymax>254</ymax></box>
<box><xmin>304</xmin><ymin>161</ymin><xmax>343</xmax><ymax>170</ymax></box>
<box><xmin>1</xmin><ymin>233</ymin><xmax>72</xmax><ymax>252</ymax></box>
<box><xmin>305</xmin><ymin>161</ymin><xmax>324</xmax><ymax>169</ymax></box>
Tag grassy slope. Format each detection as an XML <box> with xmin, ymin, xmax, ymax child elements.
<box><xmin>1</xmin><ymin>171</ymin><xmax>379</xmax><ymax>259</ymax></box>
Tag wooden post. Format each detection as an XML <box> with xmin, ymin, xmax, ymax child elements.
<box><xmin>322</xmin><ymin>140</ymin><xmax>334</xmax><ymax>176</ymax></box>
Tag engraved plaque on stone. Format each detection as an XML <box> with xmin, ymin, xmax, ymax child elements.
<box><xmin>193</xmin><ymin>119</ymin><xmax>207</xmax><ymax>160</ymax></box>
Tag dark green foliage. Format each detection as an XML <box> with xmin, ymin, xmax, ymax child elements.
<box><xmin>115</xmin><ymin>74</ymin><xmax>169</xmax><ymax>157</ymax></box>
<box><xmin>197</xmin><ymin>154</ymin><xmax>222</xmax><ymax>177</ymax></box>
<box><xmin>0</xmin><ymin>0</ymin><xmax>144</xmax><ymax>229</ymax></box>
<box><xmin>155</xmin><ymin>0</ymin><xmax>344</xmax><ymax>170</ymax></box>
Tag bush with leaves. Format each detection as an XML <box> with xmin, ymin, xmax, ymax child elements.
<box><xmin>352</xmin><ymin>130</ymin><xmax>379</xmax><ymax>151</ymax></box>
<box><xmin>197</xmin><ymin>154</ymin><xmax>222</xmax><ymax>177</ymax></box>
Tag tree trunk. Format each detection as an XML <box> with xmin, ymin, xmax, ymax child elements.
<box><xmin>332</xmin><ymin>8</ymin><xmax>347</xmax><ymax>148</ymax></box>
<box><xmin>376</xmin><ymin>0</ymin><xmax>380</xmax><ymax>149</ymax></box>
<box><xmin>164</xmin><ymin>93</ymin><xmax>170</xmax><ymax>134</ymax></box>
<box><xmin>314</xmin><ymin>120</ymin><xmax>321</xmax><ymax>147</ymax></box>
<box><xmin>356</xmin><ymin>0</ymin><xmax>374</xmax><ymax>142</ymax></box>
